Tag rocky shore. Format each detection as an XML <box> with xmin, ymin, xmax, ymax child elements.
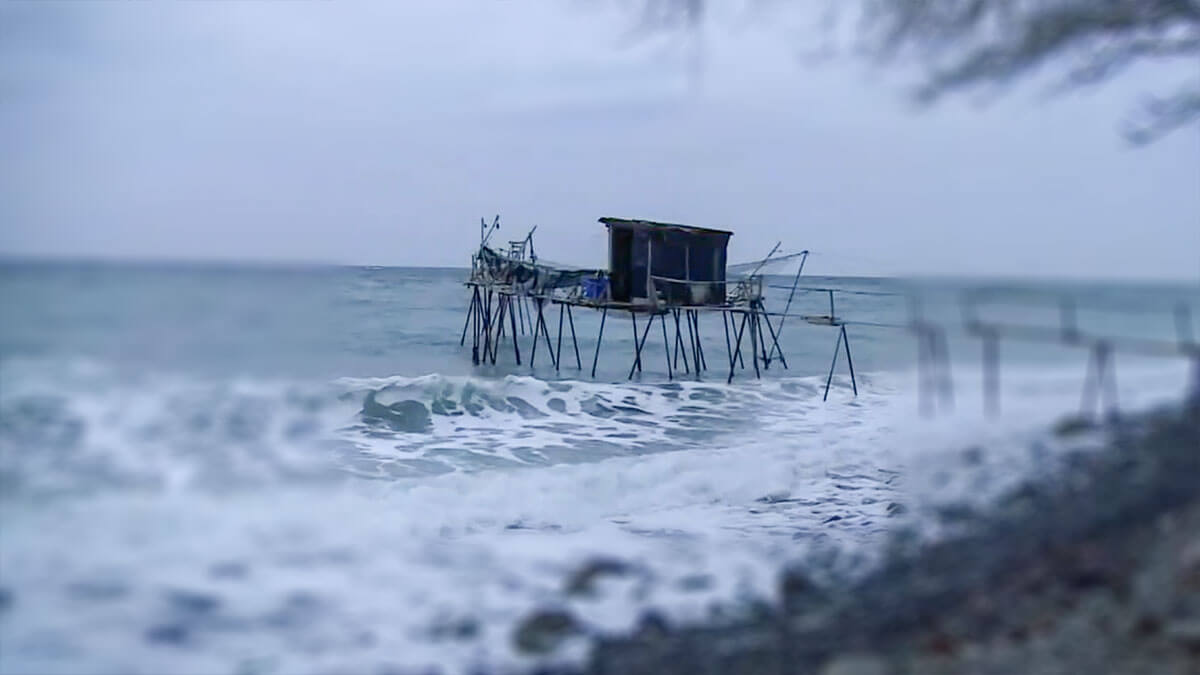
<box><xmin>519</xmin><ymin>401</ymin><xmax>1200</xmax><ymax>675</ymax></box>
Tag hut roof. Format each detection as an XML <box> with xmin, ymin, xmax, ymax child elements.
<box><xmin>598</xmin><ymin>217</ymin><xmax>733</xmax><ymax>237</ymax></box>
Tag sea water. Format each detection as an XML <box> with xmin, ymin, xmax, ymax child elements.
<box><xmin>0</xmin><ymin>261</ymin><xmax>1195</xmax><ymax>674</ymax></box>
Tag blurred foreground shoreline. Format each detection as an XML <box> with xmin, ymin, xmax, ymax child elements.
<box><xmin>537</xmin><ymin>400</ymin><xmax>1200</xmax><ymax>675</ymax></box>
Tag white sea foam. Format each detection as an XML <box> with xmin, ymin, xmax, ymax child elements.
<box><xmin>0</xmin><ymin>357</ymin><xmax>1193</xmax><ymax>674</ymax></box>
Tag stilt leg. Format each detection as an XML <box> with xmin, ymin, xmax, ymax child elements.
<box><xmin>555</xmin><ymin>302</ymin><xmax>565</xmax><ymax>373</ymax></box>
<box><xmin>538</xmin><ymin>299</ymin><xmax>557</xmax><ymax>369</ymax></box>
<box><xmin>471</xmin><ymin>288</ymin><xmax>481</xmax><ymax>366</ymax></box>
<box><xmin>567</xmin><ymin>305</ymin><xmax>582</xmax><ymax>370</ymax></box>
<box><xmin>673</xmin><ymin>309</ymin><xmax>690</xmax><ymax>374</ymax></box>
<box><xmin>750</xmin><ymin>308</ymin><xmax>761</xmax><ymax>379</ymax></box>
<box><xmin>841</xmin><ymin>325</ymin><xmax>857</xmax><ymax>397</ymax></box>
<box><xmin>530</xmin><ymin>299</ymin><xmax>542</xmax><ymax>367</ymax></box>
<box><xmin>722</xmin><ymin>310</ymin><xmax>734</xmax><ymax>374</ymax></box>
<box><xmin>756</xmin><ymin>306</ymin><xmax>769</xmax><ymax>370</ymax></box>
<box><xmin>823</xmin><ymin>328</ymin><xmax>843</xmax><ymax>401</ymax></box>
<box><xmin>510</xmin><ymin>295</ymin><xmax>521</xmax><ymax>365</ymax></box>
<box><xmin>734</xmin><ymin>313</ymin><xmax>746</xmax><ymax>369</ymax></box>
<box><xmin>692</xmin><ymin>311</ymin><xmax>707</xmax><ymax>371</ymax></box>
<box><xmin>481</xmin><ymin>290</ymin><xmax>494</xmax><ymax>365</ymax></box>
<box><xmin>686</xmin><ymin>309</ymin><xmax>701</xmax><ymax>376</ymax></box>
<box><xmin>461</xmin><ymin>286</ymin><xmax>478</xmax><ymax>346</ymax></box>
<box><xmin>760</xmin><ymin>306</ymin><xmax>788</xmax><ymax>370</ymax></box>
<box><xmin>627</xmin><ymin>312</ymin><xmax>654</xmax><ymax>380</ymax></box>
<box><xmin>491</xmin><ymin>294</ymin><xmax>507</xmax><ymax>364</ymax></box>
<box><xmin>661</xmin><ymin>312</ymin><xmax>673</xmax><ymax>380</ymax></box>
<box><xmin>729</xmin><ymin>312</ymin><xmax>749</xmax><ymax>384</ymax></box>
<box><xmin>591</xmin><ymin>307</ymin><xmax>607</xmax><ymax>378</ymax></box>
<box><xmin>515</xmin><ymin>291</ymin><xmax>526</xmax><ymax>336</ymax></box>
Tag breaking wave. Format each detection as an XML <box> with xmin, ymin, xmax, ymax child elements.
<box><xmin>0</xmin><ymin>358</ymin><xmax>871</xmax><ymax>498</ymax></box>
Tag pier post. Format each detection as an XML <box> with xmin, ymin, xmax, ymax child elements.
<box><xmin>566</xmin><ymin>305</ymin><xmax>582</xmax><ymax>370</ymax></box>
<box><xmin>673</xmin><ymin>309</ymin><xmax>690</xmax><ymax>374</ymax></box>
<box><xmin>556</xmin><ymin>302</ymin><xmax>565</xmax><ymax>373</ymax></box>
<box><xmin>509</xmin><ymin>295</ymin><xmax>521</xmax><ymax>365</ymax></box>
<box><xmin>591</xmin><ymin>307</ymin><xmax>607</xmax><ymax>378</ymax></box>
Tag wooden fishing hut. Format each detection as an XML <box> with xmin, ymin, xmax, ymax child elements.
<box><xmin>602</xmin><ymin>217</ymin><xmax>732</xmax><ymax>308</ymax></box>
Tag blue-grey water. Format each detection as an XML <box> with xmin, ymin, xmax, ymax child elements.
<box><xmin>0</xmin><ymin>261</ymin><xmax>1196</xmax><ymax>674</ymax></box>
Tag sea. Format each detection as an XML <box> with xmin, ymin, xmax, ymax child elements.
<box><xmin>0</xmin><ymin>260</ymin><xmax>1196</xmax><ymax>674</ymax></box>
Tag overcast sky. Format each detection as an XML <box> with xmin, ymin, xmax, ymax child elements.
<box><xmin>1</xmin><ymin>1</ymin><xmax>1197</xmax><ymax>280</ymax></box>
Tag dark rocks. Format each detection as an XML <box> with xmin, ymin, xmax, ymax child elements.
<box><xmin>564</xmin><ymin>557</ymin><xmax>633</xmax><ymax>596</ymax></box>
<box><xmin>780</xmin><ymin>568</ymin><xmax>826</xmax><ymax>615</ymax></box>
<box><xmin>584</xmin><ymin>403</ymin><xmax>1200</xmax><ymax>675</ymax></box>
<box><xmin>513</xmin><ymin>609</ymin><xmax>581</xmax><ymax>654</ymax></box>
<box><xmin>632</xmin><ymin>611</ymin><xmax>671</xmax><ymax>642</ymax></box>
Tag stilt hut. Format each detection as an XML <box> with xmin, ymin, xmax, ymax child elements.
<box><xmin>601</xmin><ymin>217</ymin><xmax>732</xmax><ymax>308</ymax></box>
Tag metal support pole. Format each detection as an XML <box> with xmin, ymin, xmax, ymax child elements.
<box><xmin>591</xmin><ymin>307</ymin><xmax>607</xmax><ymax>378</ymax></box>
<box><xmin>692</xmin><ymin>310</ymin><xmax>707</xmax><ymax>371</ymax></box>
<box><xmin>841</xmin><ymin>325</ymin><xmax>858</xmax><ymax>397</ymax></box>
<box><xmin>539</xmin><ymin>299</ymin><xmax>557</xmax><ymax>368</ymax></box>
<box><xmin>630</xmin><ymin>312</ymin><xmax>641</xmax><ymax>375</ymax></box>
<box><xmin>759</xmin><ymin>304</ymin><xmax>788</xmax><ymax>370</ymax></box>
<box><xmin>769</xmin><ymin>250</ymin><xmax>808</xmax><ymax>361</ymax></box>
<box><xmin>930</xmin><ymin>328</ymin><xmax>951</xmax><ymax>412</ymax></box>
<box><xmin>628</xmin><ymin>312</ymin><xmax>654</xmax><ymax>380</ymax></box>
<box><xmin>1082</xmin><ymin>342</ymin><xmax>1117</xmax><ymax>419</ymax></box>
<box><xmin>720</xmin><ymin>306</ymin><xmax>729</xmax><ymax>369</ymax></box>
<box><xmin>566</xmin><ymin>305</ymin><xmax>582</xmax><ymax>370</ymax></box>
<box><xmin>461</xmin><ymin>285</ymin><xmax>478</xmax><ymax>346</ymax></box>
<box><xmin>673</xmin><ymin>309</ymin><xmax>689</xmax><ymax>374</ymax></box>
<box><xmin>471</xmin><ymin>288</ymin><xmax>482</xmax><ymax>366</ymax></box>
<box><xmin>529</xmin><ymin>299</ymin><xmax>541</xmax><ymax>367</ymax></box>
<box><xmin>491</xmin><ymin>293</ymin><xmax>506</xmax><ymax>364</ymax></box>
<box><xmin>687</xmin><ymin>310</ymin><xmax>702</xmax><ymax>376</ymax></box>
<box><xmin>661</xmin><ymin>311</ymin><xmax>673</xmax><ymax>380</ymax></box>
<box><xmin>481</xmin><ymin>289</ymin><xmax>494</xmax><ymax>365</ymax></box>
<box><xmin>728</xmin><ymin>311</ymin><xmax>749</xmax><ymax>384</ymax></box>
<box><xmin>750</xmin><ymin>306</ymin><xmax>761</xmax><ymax>379</ymax></box>
<box><xmin>754</xmin><ymin>305</ymin><xmax>769</xmax><ymax>370</ymax></box>
<box><xmin>555</xmin><ymin>302</ymin><xmax>565</xmax><ymax>373</ymax></box>
<box><xmin>509</xmin><ymin>295</ymin><xmax>522</xmax><ymax>365</ymax></box>
<box><xmin>515</xmin><ymin>291</ymin><xmax>527</xmax><ymax>336</ymax></box>
<box><xmin>823</xmin><ymin>326</ymin><xmax>843</xmax><ymax>402</ymax></box>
